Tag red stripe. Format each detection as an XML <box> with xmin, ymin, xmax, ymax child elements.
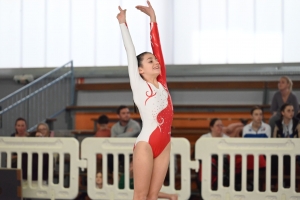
<box><xmin>148</xmin><ymin>95</ymin><xmax>173</xmax><ymax>158</ymax></box>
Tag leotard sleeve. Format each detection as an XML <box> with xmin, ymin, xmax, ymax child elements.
<box><xmin>120</xmin><ymin>23</ymin><xmax>142</xmax><ymax>90</ymax></box>
<box><xmin>150</xmin><ymin>22</ymin><xmax>166</xmax><ymax>85</ymax></box>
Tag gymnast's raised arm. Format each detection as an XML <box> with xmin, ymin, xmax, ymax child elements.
<box><xmin>136</xmin><ymin>1</ymin><xmax>166</xmax><ymax>84</ymax></box>
<box><xmin>117</xmin><ymin>6</ymin><xmax>142</xmax><ymax>89</ymax></box>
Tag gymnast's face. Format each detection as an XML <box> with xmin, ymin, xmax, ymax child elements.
<box><xmin>138</xmin><ymin>53</ymin><xmax>161</xmax><ymax>77</ymax></box>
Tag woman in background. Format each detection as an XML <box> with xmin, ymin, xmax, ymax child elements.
<box><xmin>273</xmin><ymin>103</ymin><xmax>300</xmax><ymax>138</ymax></box>
<box><xmin>269</xmin><ymin>76</ymin><xmax>299</xmax><ymax>134</ymax></box>
<box><xmin>35</xmin><ymin>122</ymin><xmax>51</xmax><ymax>137</ymax></box>
<box><xmin>11</xmin><ymin>117</ymin><xmax>29</xmax><ymax>137</ymax></box>
<box><xmin>201</xmin><ymin>118</ymin><xmax>229</xmax><ymax>138</ymax></box>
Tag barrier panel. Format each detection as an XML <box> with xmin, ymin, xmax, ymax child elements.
<box><xmin>0</xmin><ymin>137</ymin><xmax>86</xmax><ymax>200</ymax></box>
<box><xmin>81</xmin><ymin>137</ymin><xmax>197</xmax><ymax>200</ymax></box>
<box><xmin>195</xmin><ymin>138</ymin><xmax>300</xmax><ymax>200</ymax></box>
<box><xmin>2</xmin><ymin>136</ymin><xmax>299</xmax><ymax>200</ymax></box>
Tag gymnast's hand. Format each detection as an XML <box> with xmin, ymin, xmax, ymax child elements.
<box><xmin>117</xmin><ymin>6</ymin><xmax>126</xmax><ymax>24</ymax></box>
<box><xmin>136</xmin><ymin>1</ymin><xmax>156</xmax><ymax>22</ymax></box>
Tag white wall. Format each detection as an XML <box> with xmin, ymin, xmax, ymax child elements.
<box><xmin>0</xmin><ymin>0</ymin><xmax>300</xmax><ymax>68</ymax></box>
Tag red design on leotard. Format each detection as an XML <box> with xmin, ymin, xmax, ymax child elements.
<box><xmin>145</xmin><ymin>83</ymin><xmax>157</xmax><ymax>105</ymax></box>
<box><xmin>149</xmin><ymin>93</ymin><xmax>173</xmax><ymax>158</ymax></box>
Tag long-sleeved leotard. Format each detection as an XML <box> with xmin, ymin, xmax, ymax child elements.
<box><xmin>120</xmin><ymin>22</ymin><xmax>173</xmax><ymax>158</ymax></box>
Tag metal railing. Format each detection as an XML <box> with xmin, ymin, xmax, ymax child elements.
<box><xmin>0</xmin><ymin>61</ymin><xmax>74</xmax><ymax>136</ymax></box>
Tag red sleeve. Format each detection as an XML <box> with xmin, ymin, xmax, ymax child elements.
<box><xmin>150</xmin><ymin>22</ymin><xmax>166</xmax><ymax>84</ymax></box>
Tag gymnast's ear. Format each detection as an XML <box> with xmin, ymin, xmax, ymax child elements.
<box><xmin>138</xmin><ymin>67</ymin><xmax>144</xmax><ymax>75</ymax></box>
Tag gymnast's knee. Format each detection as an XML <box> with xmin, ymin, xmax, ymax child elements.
<box><xmin>133</xmin><ymin>192</ymin><xmax>148</xmax><ymax>200</ymax></box>
<box><xmin>146</xmin><ymin>192</ymin><xmax>158</xmax><ymax>200</ymax></box>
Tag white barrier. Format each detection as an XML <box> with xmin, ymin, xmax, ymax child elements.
<box><xmin>0</xmin><ymin>137</ymin><xmax>86</xmax><ymax>200</ymax></box>
<box><xmin>2</xmin><ymin>136</ymin><xmax>299</xmax><ymax>200</ymax></box>
<box><xmin>195</xmin><ymin>138</ymin><xmax>300</xmax><ymax>200</ymax></box>
<box><xmin>81</xmin><ymin>138</ymin><xmax>135</xmax><ymax>200</ymax></box>
<box><xmin>81</xmin><ymin>138</ymin><xmax>197</xmax><ymax>200</ymax></box>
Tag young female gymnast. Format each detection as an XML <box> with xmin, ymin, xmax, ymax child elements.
<box><xmin>117</xmin><ymin>1</ymin><xmax>173</xmax><ymax>199</ymax></box>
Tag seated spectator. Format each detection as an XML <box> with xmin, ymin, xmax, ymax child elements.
<box><xmin>119</xmin><ymin>158</ymin><xmax>178</xmax><ymax>200</ymax></box>
<box><xmin>241</xmin><ymin>106</ymin><xmax>267</xmax><ymax>190</ymax></box>
<box><xmin>273</xmin><ymin>103</ymin><xmax>300</xmax><ymax>138</ymax></box>
<box><xmin>269</xmin><ymin>76</ymin><xmax>299</xmax><ymax>135</ymax></box>
<box><xmin>11</xmin><ymin>118</ymin><xmax>29</xmax><ymax>168</ymax></box>
<box><xmin>272</xmin><ymin>103</ymin><xmax>300</xmax><ymax>188</ymax></box>
<box><xmin>21</xmin><ymin>123</ymin><xmax>50</xmax><ymax>187</ymax></box>
<box><xmin>243</xmin><ymin>106</ymin><xmax>271</xmax><ymax>138</ymax></box>
<box><xmin>36</xmin><ymin>122</ymin><xmax>59</xmax><ymax>175</ymax></box>
<box><xmin>94</xmin><ymin>115</ymin><xmax>110</xmax><ymax>161</ymax></box>
<box><xmin>95</xmin><ymin>115</ymin><xmax>111</xmax><ymax>137</ymax></box>
<box><xmin>11</xmin><ymin>117</ymin><xmax>29</xmax><ymax>137</ymax></box>
<box><xmin>201</xmin><ymin>118</ymin><xmax>229</xmax><ymax>138</ymax></box>
<box><xmin>199</xmin><ymin>118</ymin><xmax>266</xmax><ymax>191</ymax></box>
<box><xmin>111</xmin><ymin>105</ymin><xmax>141</xmax><ymax>137</ymax></box>
<box><xmin>202</xmin><ymin>118</ymin><xmax>245</xmax><ymax>138</ymax></box>
<box><xmin>198</xmin><ymin>118</ymin><xmax>232</xmax><ymax>197</ymax></box>
<box><xmin>109</xmin><ymin>106</ymin><xmax>141</xmax><ymax>173</ymax></box>
<box><xmin>96</xmin><ymin>171</ymin><xmax>103</xmax><ymax>189</ymax></box>
<box><xmin>198</xmin><ymin>119</ymin><xmax>256</xmax><ymax>196</ymax></box>
<box><xmin>35</xmin><ymin>122</ymin><xmax>51</xmax><ymax>137</ymax></box>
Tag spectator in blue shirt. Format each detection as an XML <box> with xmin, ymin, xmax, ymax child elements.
<box><xmin>243</xmin><ymin>106</ymin><xmax>271</xmax><ymax>138</ymax></box>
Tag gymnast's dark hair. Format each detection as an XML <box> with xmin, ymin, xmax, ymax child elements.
<box><xmin>137</xmin><ymin>52</ymin><xmax>151</xmax><ymax>67</ymax></box>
